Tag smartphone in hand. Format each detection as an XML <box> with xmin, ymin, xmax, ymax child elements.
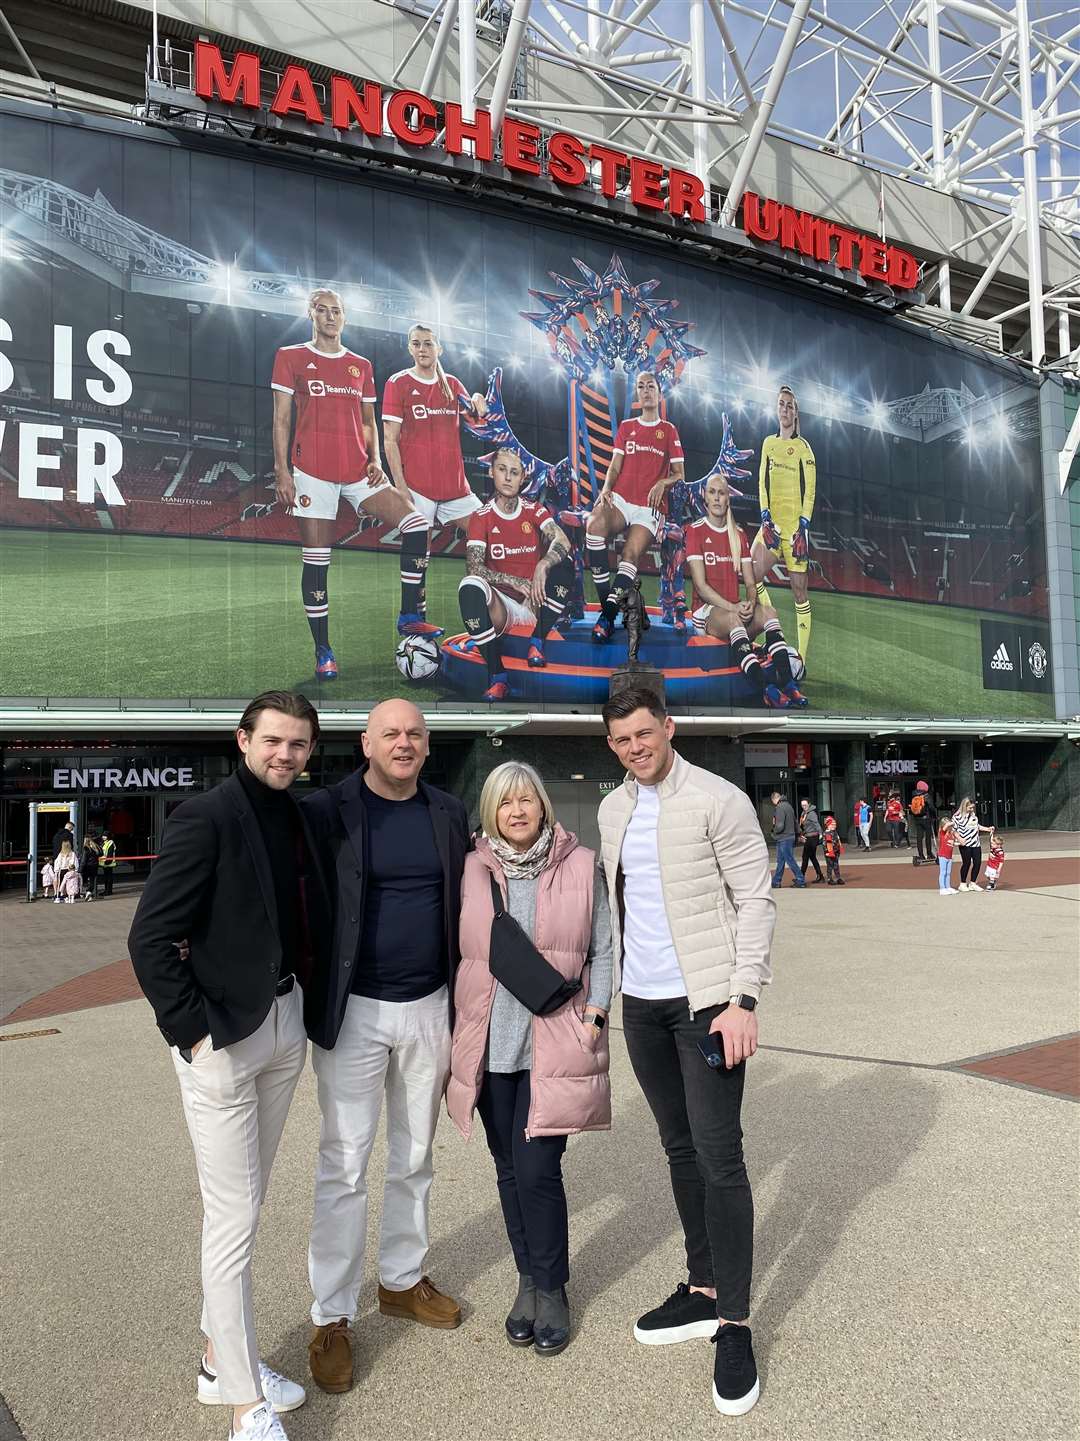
<box><xmin>697</xmin><ymin>1034</ymin><xmax>725</xmax><ymax>1069</ymax></box>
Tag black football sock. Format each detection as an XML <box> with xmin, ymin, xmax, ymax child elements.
<box><xmin>764</xmin><ymin>618</ymin><xmax>793</xmax><ymax>686</ymax></box>
<box><xmin>586</xmin><ymin>533</ymin><xmax>611</xmax><ymax>606</ymax></box>
<box><xmin>534</xmin><ymin>558</ymin><xmax>573</xmax><ymax>639</ymax></box>
<box><xmin>458</xmin><ymin>576</ymin><xmax>502</xmax><ymax>678</ymax></box>
<box><xmin>602</xmin><ymin>561</ymin><xmax>637</xmax><ymax>621</ymax></box>
<box><xmin>729</xmin><ymin>624</ymin><xmax>765</xmax><ymax>695</ymax></box>
<box><xmin>399</xmin><ymin>510</ymin><xmax>429</xmax><ymax>614</ymax></box>
<box><xmin>301</xmin><ymin>547</ymin><xmax>331</xmax><ymax>649</ymax></box>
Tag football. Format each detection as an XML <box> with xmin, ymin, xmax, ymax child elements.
<box><xmin>787</xmin><ymin>646</ymin><xmax>806</xmax><ymax>682</ymax></box>
<box><xmin>395</xmin><ymin>634</ymin><xmax>441</xmax><ymax>681</ymax></box>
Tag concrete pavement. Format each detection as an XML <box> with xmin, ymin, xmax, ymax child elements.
<box><xmin>1</xmin><ymin>874</ymin><xmax>1077</xmax><ymax>1441</ymax></box>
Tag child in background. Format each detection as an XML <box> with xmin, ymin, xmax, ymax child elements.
<box><xmin>984</xmin><ymin>830</ymin><xmax>1005</xmax><ymax>891</ymax></box>
<box><xmin>823</xmin><ymin>816</ymin><xmax>845</xmax><ymax>885</ymax></box>
<box><xmin>937</xmin><ymin>819</ymin><xmax>957</xmax><ymax>894</ymax></box>
<box><xmin>41</xmin><ymin>858</ymin><xmax>56</xmax><ymax>898</ymax></box>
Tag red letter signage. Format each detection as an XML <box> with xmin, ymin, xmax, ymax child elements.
<box><xmin>194</xmin><ymin>40</ymin><xmax>260</xmax><ymax>109</ymax></box>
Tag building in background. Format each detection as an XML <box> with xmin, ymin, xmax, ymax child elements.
<box><xmin>1</xmin><ymin>0</ymin><xmax>1078</xmax><ymax>878</ymax></box>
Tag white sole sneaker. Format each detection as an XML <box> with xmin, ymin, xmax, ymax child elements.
<box><xmin>713</xmin><ymin>1378</ymin><xmax>761</xmax><ymax>1416</ymax></box>
<box><xmin>634</xmin><ymin>1318</ymin><xmax>719</xmax><ymax>1345</ymax></box>
<box><xmin>198</xmin><ymin>1364</ymin><xmax>306</xmax><ymax>1413</ymax></box>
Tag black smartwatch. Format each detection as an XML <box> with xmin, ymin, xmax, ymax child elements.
<box><xmin>731</xmin><ymin>993</ymin><xmax>758</xmax><ymax>1012</ymax></box>
<box><xmin>587</xmin><ymin>1012</ymin><xmax>607</xmax><ymax>1031</ymax></box>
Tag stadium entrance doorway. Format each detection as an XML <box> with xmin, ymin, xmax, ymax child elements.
<box><xmin>976</xmin><ymin>774</ymin><xmax>1016</xmax><ymax>831</ymax></box>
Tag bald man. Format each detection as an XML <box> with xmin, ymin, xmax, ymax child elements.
<box><xmin>301</xmin><ymin>699</ymin><xmax>471</xmax><ymax>1394</ymax></box>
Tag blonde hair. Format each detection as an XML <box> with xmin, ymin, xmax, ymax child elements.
<box><xmin>705</xmin><ymin>472</ymin><xmax>743</xmax><ymax>572</ymax></box>
<box><xmin>478</xmin><ymin>761</ymin><xmax>555</xmax><ymax>841</ymax></box>
<box><xmin>777</xmin><ymin>383</ymin><xmax>800</xmax><ymax>437</ymax></box>
<box><xmin>955</xmin><ymin>796</ymin><xmax>975</xmax><ymax>816</ymax></box>
<box><xmin>409</xmin><ymin>322</ymin><xmax>454</xmax><ymax>404</ymax></box>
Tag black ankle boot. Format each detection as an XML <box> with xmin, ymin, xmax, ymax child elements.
<box><xmin>533</xmin><ymin>1285</ymin><xmax>570</xmax><ymax>1356</ymax></box>
<box><xmin>505</xmin><ymin>1274</ymin><xmax>536</xmax><ymax>1347</ymax></box>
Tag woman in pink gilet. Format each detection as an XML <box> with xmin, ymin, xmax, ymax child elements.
<box><xmin>447</xmin><ymin>761</ymin><xmax>612</xmax><ymax>1359</ymax></box>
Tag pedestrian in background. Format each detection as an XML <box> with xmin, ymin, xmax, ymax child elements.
<box><xmin>951</xmin><ymin>797</ymin><xmax>992</xmax><ymax>890</ymax></box>
<box><xmin>769</xmin><ymin>790</ymin><xmax>805</xmax><ymax>889</ymax></box>
<box><xmin>983</xmin><ymin>830</ymin><xmax>1006</xmax><ymax>892</ymax></box>
<box><xmin>884</xmin><ymin>792</ymin><xmax>905</xmax><ymax>848</ymax></box>
<box><xmin>53</xmin><ymin>840</ymin><xmax>78</xmax><ymax>904</ymax></box>
<box><xmin>798</xmin><ymin>799</ymin><xmax>825</xmax><ymax>883</ymax></box>
<box><xmin>51</xmin><ymin>819</ymin><xmax>76</xmax><ymax>858</ymax></box>
<box><xmin>100</xmin><ymin>830</ymin><xmax>117</xmax><ymax>896</ymax></box>
<box><xmin>909</xmin><ymin>782</ymin><xmax>936</xmax><ymax>862</ymax></box>
<box><xmin>81</xmin><ymin>835</ymin><xmax>101</xmax><ymax>901</ymax></box>
<box><xmin>40</xmin><ymin>856</ymin><xmax>56</xmax><ymax>899</ymax></box>
<box><xmin>822</xmin><ymin>817</ymin><xmax>845</xmax><ymax>885</ymax></box>
<box><xmin>856</xmin><ymin>798</ymin><xmax>872</xmax><ymax>850</ymax></box>
<box><xmin>937</xmin><ymin>819</ymin><xmax>957</xmax><ymax>894</ymax></box>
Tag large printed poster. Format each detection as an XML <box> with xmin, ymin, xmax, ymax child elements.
<box><xmin>0</xmin><ymin>112</ymin><xmax>1054</xmax><ymax>717</ymax></box>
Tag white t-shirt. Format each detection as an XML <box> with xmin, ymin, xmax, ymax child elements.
<box><xmin>619</xmin><ymin>784</ymin><xmax>686</xmax><ymax>999</ymax></box>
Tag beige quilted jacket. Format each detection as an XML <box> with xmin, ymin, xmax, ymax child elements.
<box><xmin>597</xmin><ymin>751</ymin><xmax>775</xmax><ymax>1011</ymax></box>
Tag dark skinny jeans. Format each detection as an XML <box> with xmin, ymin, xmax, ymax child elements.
<box><xmin>622</xmin><ymin>995</ymin><xmax>753</xmax><ymax>1321</ymax></box>
<box><xmin>800</xmin><ymin>836</ymin><xmax>824</xmax><ymax>879</ymax></box>
<box><xmin>958</xmin><ymin>844</ymin><xmax>982</xmax><ymax>884</ymax></box>
<box><xmin>477</xmin><ymin>1069</ymin><xmax>569</xmax><ymax>1292</ymax></box>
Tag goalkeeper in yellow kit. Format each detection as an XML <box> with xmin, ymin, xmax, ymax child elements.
<box><xmin>752</xmin><ymin>384</ymin><xmax>815</xmax><ymax>666</ymax></box>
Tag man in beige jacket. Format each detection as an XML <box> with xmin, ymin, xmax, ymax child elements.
<box><xmin>597</xmin><ymin>686</ymin><xmax>775</xmax><ymax>1418</ymax></box>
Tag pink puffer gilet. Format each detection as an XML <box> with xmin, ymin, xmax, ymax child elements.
<box><xmin>446</xmin><ymin>826</ymin><xmax>611</xmax><ymax>1140</ymax></box>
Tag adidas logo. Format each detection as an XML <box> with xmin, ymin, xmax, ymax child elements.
<box><xmin>990</xmin><ymin>642</ymin><xmax>1014</xmax><ymax>671</ymax></box>
<box><xmin>306</xmin><ymin>362</ymin><xmax>317</xmax><ymax>369</ymax></box>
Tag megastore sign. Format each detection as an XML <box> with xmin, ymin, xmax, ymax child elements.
<box><xmin>192</xmin><ymin>42</ymin><xmax>918</xmax><ymax>289</ymax></box>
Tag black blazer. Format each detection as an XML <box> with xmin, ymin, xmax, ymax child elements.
<box><xmin>128</xmin><ymin>770</ymin><xmax>328</xmax><ymax>1050</ymax></box>
<box><xmin>301</xmin><ymin>766</ymin><xmax>471</xmax><ymax>1051</ymax></box>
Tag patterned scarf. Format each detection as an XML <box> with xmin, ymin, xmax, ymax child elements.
<box><xmin>486</xmin><ymin>824</ymin><xmax>554</xmax><ymax>880</ymax></box>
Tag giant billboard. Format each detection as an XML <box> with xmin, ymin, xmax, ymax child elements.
<box><xmin>0</xmin><ymin>110</ymin><xmax>1055</xmax><ymax>718</ymax></box>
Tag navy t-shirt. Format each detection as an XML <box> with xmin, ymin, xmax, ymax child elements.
<box><xmin>353</xmin><ymin>784</ymin><xmax>446</xmax><ymax>1001</ymax></box>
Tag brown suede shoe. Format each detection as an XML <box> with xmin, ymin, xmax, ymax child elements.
<box><xmin>309</xmin><ymin>1319</ymin><xmax>353</xmax><ymax>1393</ymax></box>
<box><xmin>378</xmin><ymin>1276</ymin><xmax>462</xmax><ymax>1330</ymax></box>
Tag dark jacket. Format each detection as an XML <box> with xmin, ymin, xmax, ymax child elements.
<box><xmin>800</xmin><ymin>805</ymin><xmax>822</xmax><ymax>839</ymax></box>
<box><xmin>301</xmin><ymin>766</ymin><xmax>471</xmax><ymax>1051</ymax></box>
<box><xmin>771</xmin><ymin>800</ymin><xmax>796</xmax><ymax>842</ymax></box>
<box><xmin>128</xmin><ymin>770</ymin><xmax>329</xmax><ymax>1051</ymax></box>
<box><xmin>52</xmin><ymin>826</ymin><xmax>76</xmax><ymax>858</ymax></box>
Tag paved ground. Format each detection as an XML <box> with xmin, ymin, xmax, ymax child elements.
<box><xmin>1</xmin><ymin>844</ymin><xmax>1077</xmax><ymax>1441</ymax></box>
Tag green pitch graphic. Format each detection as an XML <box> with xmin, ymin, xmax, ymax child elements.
<box><xmin>0</xmin><ymin>529</ymin><xmax>1054</xmax><ymax>720</ymax></box>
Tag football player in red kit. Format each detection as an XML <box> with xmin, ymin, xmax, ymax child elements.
<box><xmin>272</xmin><ymin>289</ymin><xmax>434</xmax><ymax>680</ymax></box>
<box><xmin>685</xmin><ymin>473</ymin><xmax>808</xmax><ymax>708</ymax></box>
<box><xmin>458</xmin><ymin>448</ymin><xmax>573</xmax><ymax>702</ymax></box>
<box><xmin>585</xmin><ymin>371</ymin><xmax>684</xmax><ymax>642</ymax></box>
<box><xmin>382</xmin><ymin>323</ymin><xmax>490</xmax><ymax>632</ymax></box>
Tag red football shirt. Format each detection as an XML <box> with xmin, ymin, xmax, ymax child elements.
<box><xmin>467</xmin><ymin>499</ymin><xmax>553</xmax><ymax>585</ymax></box>
<box><xmin>271</xmin><ymin>343</ymin><xmax>376</xmax><ymax>485</ymax></box>
<box><xmin>685</xmin><ymin>519</ymin><xmax>751</xmax><ymax>607</ymax></box>
<box><xmin>382</xmin><ymin>368</ymin><xmax>472</xmax><ymax>501</ymax></box>
<box><xmin>611</xmin><ymin>417</ymin><xmax>684</xmax><ymax>510</ymax></box>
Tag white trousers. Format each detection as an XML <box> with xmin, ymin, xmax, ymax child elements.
<box><xmin>308</xmin><ymin>986</ymin><xmax>452</xmax><ymax>1325</ymax></box>
<box><xmin>859</xmin><ymin>820</ymin><xmax>872</xmax><ymax>847</ymax></box>
<box><xmin>172</xmin><ymin>985</ymin><xmax>307</xmax><ymax>1404</ymax></box>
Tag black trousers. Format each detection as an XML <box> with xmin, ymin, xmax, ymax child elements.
<box><xmin>800</xmin><ymin>837</ymin><xmax>824</xmax><ymax>879</ymax></box>
<box><xmin>959</xmin><ymin>844</ymin><xmax>982</xmax><ymax>884</ymax></box>
<box><xmin>102</xmin><ymin>870</ymin><xmax>114</xmax><ymax>896</ymax></box>
<box><xmin>915</xmin><ymin>818</ymin><xmax>936</xmax><ymax>860</ymax></box>
<box><xmin>477</xmin><ymin>1069</ymin><xmax>569</xmax><ymax>1292</ymax></box>
<box><xmin>622</xmin><ymin>995</ymin><xmax>753</xmax><ymax>1321</ymax></box>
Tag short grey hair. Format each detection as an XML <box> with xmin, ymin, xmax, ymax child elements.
<box><xmin>478</xmin><ymin>761</ymin><xmax>555</xmax><ymax>840</ymax></box>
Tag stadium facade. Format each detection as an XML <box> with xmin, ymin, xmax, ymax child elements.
<box><xmin>1</xmin><ymin>0</ymin><xmax>1078</xmax><ymax>879</ymax></box>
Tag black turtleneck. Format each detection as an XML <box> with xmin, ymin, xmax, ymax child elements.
<box><xmin>237</xmin><ymin>760</ymin><xmax>301</xmax><ymax>980</ymax></box>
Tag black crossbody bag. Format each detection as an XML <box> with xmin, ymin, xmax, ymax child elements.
<box><xmin>488</xmin><ymin>873</ymin><xmax>583</xmax><ymax>1016</ymax></box>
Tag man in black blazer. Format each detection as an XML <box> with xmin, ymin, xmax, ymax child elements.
<box><xmin>129</xmin><ymin>690</ymin><xmax>326</xmax><ymax>1441</ymax></box>
<box><xmin>302</xmin><ymin>697</ymin><xmax>470</xmax><ymax>1396</ymax></box>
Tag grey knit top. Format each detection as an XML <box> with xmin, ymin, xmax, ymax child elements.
<box><xmin>485</xmin><ymin>868</ymin><xmax>613</xmax><ymax>1074</ymax></box>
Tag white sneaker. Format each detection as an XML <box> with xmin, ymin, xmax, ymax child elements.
<box><xmin>969</xmin><ymin>882</ymin><xmax>984</xmax><ymax>890</ymax></box>
<box><xmin>938</xmin><ymin>888</ymin><xmax>952</xmax><ymax>895</ymax></box>
<box><xmin>200</xmin><ymin>1362</ymin><xmax>306</xmax><ymax>1414</ymax></box>
<box><xmin>229</xmin><ymin>1402</ymin><xmax>289</xmax><ymax>1440</ymax></box>
<box><xmin>957</xmin><ymin>882</ymin><xmax>968</xmax><ymax>891</ymax></box>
